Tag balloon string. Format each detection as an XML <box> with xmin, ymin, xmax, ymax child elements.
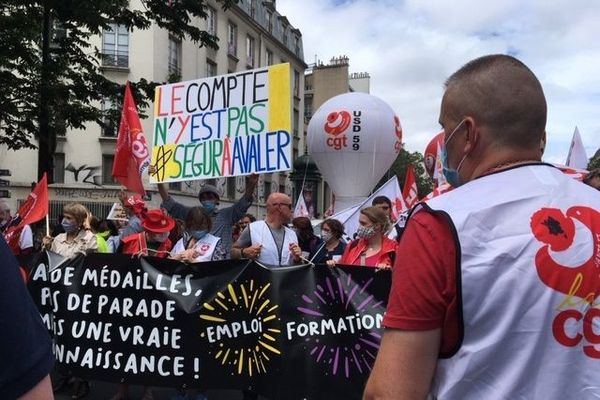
<box><xmin>299</xmin><ymin>155</ymin><xmax>309</xmax><ymax>198</ymax></box>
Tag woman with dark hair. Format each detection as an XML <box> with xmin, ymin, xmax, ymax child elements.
<box><xmin>292</xmin><ymin>216</ymin><xmax>322</xmax><ymax>259</ymax></box>
<box><xmin>171</xmin><ymin>206</ymin><xmax>225</xmax><ymax>262</ymax></box>
<box><xmin>328</xmin><ymin>206</ymin><xmax>396</xmax><ymax>269</ymax></box>
<box><xmin>310</xmin><ymin>218</ymin><xmax>346</xmax><ymax>264</ymax></box>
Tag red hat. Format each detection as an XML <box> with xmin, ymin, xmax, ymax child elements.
<box><xmin>142</xmin><ymin>209</ymin><xmax>175</xmax><ymax>233</ymax></box>
<box><xmin>124</xmin><ymin>195</ymin><xmax>147</xmax><ymax>216</ymax></box>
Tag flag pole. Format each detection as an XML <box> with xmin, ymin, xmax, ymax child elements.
<box><xmin>46</xmin><ymin>215</ymin><xmax>50</xmax><ymax>236</ymax></box>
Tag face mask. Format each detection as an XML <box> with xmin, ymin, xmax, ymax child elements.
<box><xmin>442</xmin><ymin>119</ymin><xmax>468</xmax><ymax>188</ymax></box>
<box><xmin>356</xmin><ymin>226</ymin><xmax>375</xmax><ymax>239</ymax></box>
<box><xmin>201</xmin><ymin>200</ymin><xmax>216</xmax><ymax>213</ymax></box>
<box><xmin>321</xmin><ymin>232</ymin><xmax>333</xmax><ymax>242</ymax></box>
<box><xmin>150</xmin><ymin>232</ymin><xmax>169</xmax><ymax>243</ymax></box>
<box><xmin>61</xmin><ymin>219</ymin><xmax>78</xmax><ymax>233</ymax></box>
<box><xmin>190</xmin><ymin>230</ymin><xmax>208</xmax><ymax>240</ymax></box>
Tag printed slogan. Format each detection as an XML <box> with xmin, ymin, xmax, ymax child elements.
<box><xmin>23</xmin><ymin>253</ymin><xmax>390</xmax><ymax>400</ymax></box>
<box><xmin>150</xmin><ymin>64</ymin><xmax>292</xmax><ymax>183</ymax></box>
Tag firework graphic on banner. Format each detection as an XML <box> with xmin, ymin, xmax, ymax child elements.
<box><xmin>297</xmin><ymin>274</ymin><xmax>384</xmax><ymax>378</ymax></box>
<box><xmin>199</xmin><ymin>280</ymin><xmax>281</xmax><ymax>377</ymax></box>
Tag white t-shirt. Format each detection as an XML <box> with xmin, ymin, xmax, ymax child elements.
<box><xmin>19</xmin><ymin>225</ymin><xmax>33</xmax><ymax>250</ymax></box>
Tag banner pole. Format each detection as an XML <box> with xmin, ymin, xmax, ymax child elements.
<box><xmin>46</xmin><ymin>214</ymin><xmax>50</xmax><ymax>236</ymax></box>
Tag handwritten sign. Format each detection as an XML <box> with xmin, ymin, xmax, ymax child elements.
<box><xmin>106</xmin><ymin>202</ymin><xmax>128</xmax><ymax>221</ymax></box>
<box><xmin>150</xmin><ymin>64</ymin><xmax>292</xmax><ymax>183</ymax></box>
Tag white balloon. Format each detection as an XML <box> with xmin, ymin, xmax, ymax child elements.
<box><xmin>307</xmin><ymin>93</ymin><xmax>402</xmax><ymax>210</ymax></box>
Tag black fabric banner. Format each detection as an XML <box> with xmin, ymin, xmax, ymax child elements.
<box><xmin>23</xmin><ymin>253</ymin><xmax>391</xmax><ymax>399</ymax></box>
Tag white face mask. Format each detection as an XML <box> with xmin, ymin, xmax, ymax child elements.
<box><xmin>355</xmin><ymin>226</ymin><xmax>375</xmax><ymax>239</ymax></box>
<box><xmin>321</xmin><ymin>232</ymin><xmax>333</xmax><ymax>242</ymax></box>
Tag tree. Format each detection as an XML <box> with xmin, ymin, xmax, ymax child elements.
<box><xmin>588</xmin><ymin>148</ymin><xmax>600</xmax><ymax>171</ymax></box>
<box><xmin>375</xmin><ymin>148</ymin><xmax>434</xmax><ymax>199</ymax></box>
<box><xmin>0</xmin><ymin>0</ymin><xmax>236</xmax><ymax>181</ymax></box>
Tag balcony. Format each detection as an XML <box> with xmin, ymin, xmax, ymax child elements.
<box><xmin>101</xmin><ymin>50</ymin><xmax>129</xmax><ymax>69</ymax></box>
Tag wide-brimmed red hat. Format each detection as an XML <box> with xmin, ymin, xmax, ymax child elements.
<box><xmin>142</xmin><ymin>209</ymin><xmax>175</xmax><ymax>233</ymax></box>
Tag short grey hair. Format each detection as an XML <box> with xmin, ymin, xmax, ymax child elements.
<box><xmin>0</xmin><ymin>201</ymin><xmax>10</xmax><ymax>213</ymax></box>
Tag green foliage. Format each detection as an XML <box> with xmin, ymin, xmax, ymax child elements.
<box><xmin>375</xmin><ymin>148</ymin><xmax>434</xmax><ymax>199</ymax></box>
<box><xmin>0</xmin><ymin>0</ymin><xmax>236</xmax><ymax>155</ymax></box>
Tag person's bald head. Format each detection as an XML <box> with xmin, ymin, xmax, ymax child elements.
<box><xmin>266</xmin><ymin>193</ymin><xmax>293</xmax><ymax>223</ymax></box>
<box><xmin>442</xmin><ymin>54</ymin><xmax>547</xmax><ymax>151</ymax></box>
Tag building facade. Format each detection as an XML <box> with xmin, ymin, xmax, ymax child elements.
<box><xmin>0</xmin><ymin>0</ymin><xmax>306</xmax><ymax>224</ymax></box>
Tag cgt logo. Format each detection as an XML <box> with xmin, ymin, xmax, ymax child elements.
<box><xmin>530</xmin><ymin>206</ymin><xmax>600</xmax><ymax>358</ymax></box>
<box><xmin>324</xmin><ymin>111</ymin><xmax>362</xmax><ymax>150</ymax></box>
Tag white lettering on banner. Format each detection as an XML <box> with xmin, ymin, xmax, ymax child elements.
<box><xmin>81</xmin><ymin>267</ymin><xmax>196</xmax><ymax>297</ymax></box>
<box><xmin>96</xmin><ymin>296</ymin><xmax>176</xmax><ymax>321</ymax></box>
<box><xmin>286</xmin><ymin>313</ymin><xmax>384</xmax><ymax>340</ymax></box>
<box><xmin>205</xmin><ymin>318</ymin><xmax>264</xmax><ymax>343</ymax></box>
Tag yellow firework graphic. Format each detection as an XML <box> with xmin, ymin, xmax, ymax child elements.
<box><xmin>199</xmin><ymin>280</ymin><xmax>281</xmax><ymax>377</ymax></box>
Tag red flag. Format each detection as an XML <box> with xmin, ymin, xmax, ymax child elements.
<box><xmin>112</xmin><ymin>81</ymin><xmax>150</xmax><ymax>195</ymax></box>
<box><xmin>402</xmin><ymin>164</ymin><xmax>419</xmax><ymax>208</ymax></box>
<box><xmin>4</xmin><ymin>173</ymin><xmax>49</xmax><ymax>251</ymax></box>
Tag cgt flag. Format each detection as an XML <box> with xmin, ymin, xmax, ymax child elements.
<box><xmin>402</xmin><ymin>164</ymin><xmax>419</xmax><ymax>208</ymax></box>
<box><xmin>293</xmin><ymin>193</ymin><xmax>310</xmax><ymax>218</ymax></box>
<box><xmin>3</xmin><ymin>173</ymin><xmax>48</xmax><ymax>252</ymax></box>
<box><xmin>112</xmin><ymin>81</ymin><xmax>151</xmax><ymax>195</ymax></box>
<box><xmin>566</xmin><ymin>127</ymin><xmax>588</xmax><ymax>170</ymax></box>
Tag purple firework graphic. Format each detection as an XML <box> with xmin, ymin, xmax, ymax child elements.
<box><xmin>297</xmin><ymin>274</ymin><xmax>384</xmax><ymax>378</ymax></box>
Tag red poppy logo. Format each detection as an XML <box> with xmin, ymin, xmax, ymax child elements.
<box><xmin>531</xmin><ymin>206</ymin><xmax>599</xmax><ymax>299</ymax></box>
<box><xmin>324</xmin><ymin>111</ymin><xmax>351</xmax><ymax>136</ymax></box>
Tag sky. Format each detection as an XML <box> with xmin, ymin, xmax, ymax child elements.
<box><xmin>277</xmin><ymin>0</ymin><xmax>600</xmax><ymax>165</ymax></box>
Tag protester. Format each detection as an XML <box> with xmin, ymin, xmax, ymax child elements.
<box><xmin>89</xmin><ymin>216</ymin><xmax>110</xmax><ymax>253</ymax></box>
<box><xmin>0</xmin><ymin>236</ymin><xmax>54</xmax><ymax>399</ymax></box>
<box><xmin>327</xmin><ymin>206</ymin><xmax>395</xmax><ymax>268</ymax></box>
<box><xmin>118</xmin><ymin>193</ymin><xmax>147</xmax><ymax>238</ymax></box>
<box><xmin>171</xmin><ymin>207</ymin><xmax>226</xmax><ymax>262</ymax></box>
<box><xmin>584</xmin><ymin>168</ymin><xmax>600</xmax><ymax>190</ymax></box>
<box><xmin>154</xmin><ymin>172</ymin><xmax>259</xmax><ymax>257</ymax></box>
<box><xmin>42</xmin><ymin>203</ymin><xmax>97</xmax><ymax>258</ymax></box>
<box><xmin>232</xmin><ymin>213</ymin><xmax>256</xmax><ymax>243</ymax></box>
<box><xmin>364</xmin><ymin>54</ymin><xmax>600</xmax><ymax>399</ymax></box>
<box><xmin>310</xmin><ymin>218</ymin><xmax>346</xmax><ymax>264</ymax></box>
<box><xmin>371</xmin><ymin>195</ymin><xmax>403</xmax><ymax>238</ymax></box>
<box><xmin>232</xmin><ymin>192</ymin><xmax>302</xmax><ymax>266</ymax></box>
<box><xmin>0</xmin><ymin>200</ymin><xmax>34</xmax><ymax>255</ymax></box>
<box><xmin>119</xmin><ymin>209</ymin><xmax>174</xmax><ymax>258</ymax></box>
<box><xmin>292</xmin><ymin>216</ymin><xmax>322</xmax><ymax>258</ymax></box>
<box><xmin>104</xmin><ymin>220</ymin><xmax>121</xmax><ymax>253</ymax></box>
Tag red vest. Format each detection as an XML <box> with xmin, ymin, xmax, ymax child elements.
<box><xmin>121</xmin><ymin>233</ymin><xmax>172</xmax><ymax>258</ymax></box>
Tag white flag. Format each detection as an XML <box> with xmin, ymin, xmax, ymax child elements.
<box><xmin>566</xmin><ymin>127</ymin><xmax>588</xmax><ymax>169</ymax></box>
<box><xmin>293</xmin><ymin>193</ymin><xmax>310</xmax><ymax>218</ymax></box>
<box><xmin>329</xmin><ymin>176</ymin><xmax>405</xmax><ymax>240</ymax></box>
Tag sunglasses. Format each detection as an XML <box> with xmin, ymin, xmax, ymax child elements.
<box><xmin>273</xmin><ymin>203</ymin><xmax>292</xmax><ymax>209</ymax></box>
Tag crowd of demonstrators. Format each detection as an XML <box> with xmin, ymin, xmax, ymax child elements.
<box><xmin>364</xmin><ymin>54</ymin><xmax>600</xmax><ymax>399</ymax></box>
<box><xmin>232</xmin><ymin>192</ymin><xmax>302</xmax><ymax>266</ymax></box>
<box><xmin>153</xmin><ymin>167</ymin><xmax>259</xmax><ymax>258</ymax></box>
<box><xmin>170</xmin><ymin>206</ymin><xmax>225</xmax><ymax>263</ymax></box>
<box><xmin>328</xmin><ymin>206</ymin><xmax>396</xmax><ymax>269</ymax></box>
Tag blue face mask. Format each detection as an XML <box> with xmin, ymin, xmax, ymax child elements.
<box><xmin>201</xmin><ymin>200</ymin><xmax>216</xmax><ymax>213</ymax></box>
<box><xmin>441</xmin><ymin>119</ymin><xmax>468</xmax><ymax>188</ymax></box>
<box><xmin>61</xmin><ymin>219</ymin><xmax>78</xmax><ymax>233</ymax></box>
<box><xmin>190</xmin><ymin>230</ymin><xmax>208</xmax><ymax>240</ymax></box>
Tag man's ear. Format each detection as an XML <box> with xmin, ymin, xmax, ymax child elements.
<box><xmin>463</xmin><ymin>116</ymin><xmax>479</xmax><ymax>154</ymax></box>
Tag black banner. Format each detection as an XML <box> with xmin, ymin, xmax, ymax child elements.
<box><xmin>24</xmin><ymin>253</ymin><xmax>391</xmax><ymax>399</ymax></box>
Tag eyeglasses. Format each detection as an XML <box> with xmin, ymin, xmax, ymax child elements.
<box><xmin>272</xmin><ymin>203</ymin><xmax>292</xmax><ymax>209</ymax></box>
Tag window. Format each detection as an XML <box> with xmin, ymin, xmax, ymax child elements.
<box><xmin>246</xmin><ymin>36</ymin><xmax>255</xmax><ymax>67</ymax></box>
<box><xmin>168</xmin><ymin>36</ymin><xmax>182</xmax><ymax>77</ymax></box>
<box><xmin>282</xmin><ymin>27</ymin><xmax>288</xmax><ymax>46</ymax></box>
<box><xmin>294</xmin><ymin>36</ymin><xmax>300</xmax><ymax>56</ymax></box>
<box><xmin>207</xmin><ymin>6</ymin><xmax>217</xmax><ymax>36</ymax></box>
<box><xmin>263</xmin><ymin>174</ymin><xmax>272</xmax><ymax>200</ymax></box>
<box><xmin>102</xmin><ymin>155</ymin><xmax>117</xmax><ymax>185</ymax></box>
<box><xmin>250</xmin><ymin>0</ymin><xmax>257</xmax><ymax>18</ymax></box>
<box><xmin>227</xmin><ymin>177</ymin><xmax>236</xmax><ymax>199</ymax></box>
<box><xmin>101</xmin><ymin>98</ymin><xmax>118</xmax><ymax>137</ymax></box>
<box><xmin>227</xmin><ymin>22</ymin><xmax>237</xmax><ymax>56</ymax></box>
<box><xmin>266</xmin><ymin>49</ymin><xmax>273</xmax><ymax>66</ymax></box>
<box><xmin>206</xmin><ymin>59</ymin><xmax>217</xmax><ymax>77</ymax></box>
<box><xmin>293</xmin><ymin>108</ymin><xmax>299</xmax><ymax>138</ymax></box>
<box><xmin>102</xmin><ymin>23</ymin><xmax>129</xmax><ymax>67</ymax></box>
<box><xmin>169</xmin><ymin>182</ymin><xmax>182</xmax><ymax>191</ymax></box>
<box><xmin>304</xmin><ymin>99</ymin><xmax>313</xmax><ymax>119</ymax></box>
<box><xmin>53</xmin><ymin>153</ymin><xmax>65</xmax><ymax>184</ymax></box>
<box><xmin>267</xmin><ymin>11</ymin><xmax>273</xmax><ymax>33</ymax></box>
<box><xmin>294</xmin><ymin>70</ymin><xmax>300</xmax><ymax>97</ymax></box>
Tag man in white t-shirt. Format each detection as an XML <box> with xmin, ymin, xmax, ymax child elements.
<box><xmin>0</xmin><ymin>201</ymin><xmax>34</xmax><ymax>255</ymax></box>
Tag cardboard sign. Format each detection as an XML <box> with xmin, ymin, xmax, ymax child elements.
<box><xmin>150</xmin><ymin>64</ymin><xmax>292</xmax><ymax>183</ymax></box>
<box><xmin>106</xmin><ymin>202</ymin><xmax>129</xmax><ymax>221</ymax></box>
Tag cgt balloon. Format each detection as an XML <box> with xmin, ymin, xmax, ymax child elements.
<box><xmin>307</xmin><ymin>93</ymin><xmax>401</xmax><ymax>211</ymax></box>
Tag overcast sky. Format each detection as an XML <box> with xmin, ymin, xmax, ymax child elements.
<box><xmin>277</xmin><ymin>0</ymin><xmax>600</xmax><ymax>165</ymax></box>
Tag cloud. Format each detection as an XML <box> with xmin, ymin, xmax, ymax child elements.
<box><xmin>277</xmin><ymin>0</ymin><xmax>600</xmax><ymax>164</ymax></box>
